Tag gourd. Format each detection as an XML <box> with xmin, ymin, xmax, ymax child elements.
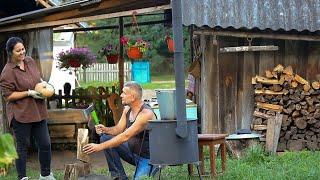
<box><xmin>35</xmin><ymin>82</ymin><xmax>55</xmax><ymax>98</ymax></box>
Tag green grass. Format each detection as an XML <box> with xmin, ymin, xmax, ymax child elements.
<box><xmin>79</xmin><ymin>74</ymin><xmax>188</xmax><ymax>90</ymax></box>
<box><xmin>4</xmin><ymin>146</ymin><xmax>320</xmax><ymax>179</ymax></box>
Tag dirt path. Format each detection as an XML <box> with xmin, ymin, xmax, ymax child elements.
<box><xmin>27</xmin><ymin>150</ymin><xmax>107</xmax><ymax>171</ymax></box>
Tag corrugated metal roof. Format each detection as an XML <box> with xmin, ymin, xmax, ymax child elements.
<box><xmin>182</xmin><ymin>0</ymin><xmax>320</xmax><ymax>32</ymax></box>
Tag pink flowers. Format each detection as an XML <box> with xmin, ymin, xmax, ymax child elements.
<box><xmin>120</xmin><ymin>36</ymin><xmax>150</xmax><ymax>53</ymax></box>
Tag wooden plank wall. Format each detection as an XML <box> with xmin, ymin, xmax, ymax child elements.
<box><xmin>200</xmin><ymin>35</ymin><xmax>320</xmax><ymax>134</ymax></box>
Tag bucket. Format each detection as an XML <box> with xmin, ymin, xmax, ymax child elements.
<box><xmin>155</xmin><ymin>89</ymin><xmax>176</xmax><ymax>120</ymax></box>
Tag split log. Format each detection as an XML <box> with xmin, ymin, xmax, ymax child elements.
<box><xmin>253</xmin><ymin>110</ymin><xmax>271</xmax><ymax>119</ymax></box>
<box><xmin>256</xmin><ymin>102</ymin><xmax>283</xmax><ymax>112</ymax></box>
<box><xmin>270</xmin><ymin>84</ymin><xmax>282</xmax><ymax>92</ymax></box>
<box><xmin>64</xmin><ymin>161</ymin><xmax>91</xmax><ymax>180</ymax></box>
<box><xmin>306</xmin><ymin>141</ymin><xmax>319</xmax><ymax>151</ymax></box>
<box><xmin>77</xmin><ymin>128</ymin><xmax>90</xmax><ymax>163</ymax></box>
<box><xmin>294</xmin><ymin>117</ymin><xmax>307</xmax><ymax>129</ymax></box>
<box><xmin>291</xmin><ymin>81</ymin><xmax>298</xmax><ymax>88</ymax></box>
<box><xmin>251</xmin><ymin>124</ymin><xmax>267</xmax><ymax>131</ymax></box>
<box><xmin>252</xmin><ymin>118</ymin><xmax>263</xmax><ymax>125</ymax></box>
<box><xmin>294</xmin><ymin>74</ymin><xmax>309</xmax><ymax>85</ymax></box>
<box><xmin>303</xmin><ymin>84</ymin><xmax>311</xmax><ymax>92</ymax></box>
<box><xmin>255</xmin><ymin>76</ymin><xmax>283</xmax><ymax>85</ymax></box>
<box><xmin>311</xmin><ymin>81</ymin><xmax>320</xmax><ymax>90</ymax></box>
<box><xmin>254</xmin><ymin>95</ymin><xmax>266</xmax><ymax>102</ymax></box>
<box><xmin>282</xmin><ymin>74</ymin><xmax>294</xmax><ymax>82</ymax></box>
<box><xmin>283</xmin><ymin>66</ymin><xmax>293</xmax><ymax>75</ymax></box>
<box><xmin>254</xmin><ymin>89</ymin><xmax>285</xmax><ymax>95</ymax></box>
<box><xmin>282</xmin><ymin>115</ymin><xmax>291</xmax><ymax>127</ymax></box>
<box><xmin>265</xmin><ymin>70</ymin><xmax>274</xmax><ymax>78</ymax></box>
<box><xmin>287</xmin><ymin>140</ymin><xmax>305</xmax><ymax>151</ymax></box>
<box><xmin>251</xmin><ymin>77</ymin><xmax>257</xmax><ymax>84</ymax></box>
<box><xmin>295</xmin><ymin>104</ymin><xmax>301</xmax><ymax>111</ymax></box>
<box><xmin>292</xmin><ymin>110</ymin><xmax>300</xmax><ymax>118</ymax></box>
<box><xmin>273</xmin><ymin>64</ymin><xmax>284</xmax><ymax>73</ymax></box>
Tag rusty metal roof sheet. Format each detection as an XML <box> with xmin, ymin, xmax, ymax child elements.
<box><xmin>182</xmin><ymin>0</ymin><xmax>320</xmax><ymax>32</ymax></box>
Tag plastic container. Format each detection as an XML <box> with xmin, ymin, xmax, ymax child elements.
<box><xmin>131</xmin><ymin>60</ymin><xmax>150</xmax><ymax>83</ymax></box>
<box><xmin>156</xmin><ymin>89</ymin><xmax>176</xmax><ymax>120</ymax></box>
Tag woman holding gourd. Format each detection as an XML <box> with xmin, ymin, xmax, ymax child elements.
<box><xmin>0</xmin><ymin>37</ymin><xmax>55</xmax><ymax>180</ymax></box>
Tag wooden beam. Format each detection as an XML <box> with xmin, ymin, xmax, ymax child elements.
<box><xmin>219</xmin><ymin>45</ymin><xmax>278</xmax><ymax>53</ymax></box>
<box><xmin>194</xmin><ymin>29</ymin><xmax>320</xmax><ymax>42</ymax></box>
<box><xmin>0</xmin><ymin>4</ymin><xmax>171</xmax><ymax>33</ymax></box>
<box><xmin>37</xmin><ymin>0</ymin><xmax>133</xmax><ymax>22</ymax></box>
<box><xmin>53</xmin><ymin>19</ymin><xmax>169</xmax><ymax>33</ymax></box>
<box><xmin>36</xmin><ymin>0</ymin><xmax>52</xmax><ymax>8</ymax></box>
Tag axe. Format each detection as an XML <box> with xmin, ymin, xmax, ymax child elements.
<box><xmin>83</xmin><ymin>103</ymin><xmax>100</xmax><ymax>125</ymax></box>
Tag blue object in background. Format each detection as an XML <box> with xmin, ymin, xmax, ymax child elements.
<box><xmin>131</xmin><ymin>60</ymin><xmax>150</xmax><ymax>83</ymax></box>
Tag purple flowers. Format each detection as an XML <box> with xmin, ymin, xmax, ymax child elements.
<box><xmin>57</xmin><ymin>47</ymin><xmax>97</xmax><ymax>69</ymax></box>
<box><xmin>99</xmin><ymin>44</ymin><xmax>118</xmax><ymax>56</ymax></box>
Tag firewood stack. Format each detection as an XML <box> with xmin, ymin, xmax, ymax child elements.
<box><xmin>251</xmin><ymin>64</ymin><xmax>320</xmax><ymax>151</ymax></box>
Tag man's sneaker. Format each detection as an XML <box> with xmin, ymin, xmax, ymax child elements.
<box><xmin>39</xmin><ymin>172</ymin><xmax>56</xmax><ymax>180</ymax></box>
<box><xmin>20</xmin><ymin>177</ymin><xmax>29</xmax><ymax>180</ymax></box>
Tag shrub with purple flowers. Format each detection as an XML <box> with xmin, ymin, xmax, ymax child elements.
<box><xmin>57</xmin><ymin>47</ymin><xmax>97</xmax><ymax>69</ymax></box>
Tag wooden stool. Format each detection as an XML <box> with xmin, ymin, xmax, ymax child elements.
<box><xmin>188</xmin><ymin>134</ymin><xmax>228</xmax><ymax>177</ymax></box>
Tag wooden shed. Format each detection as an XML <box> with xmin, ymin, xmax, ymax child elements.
<box><xmin>182</xmin><ymin>0</ymin><xmax>320</xmax><ymax>134</ymax></box>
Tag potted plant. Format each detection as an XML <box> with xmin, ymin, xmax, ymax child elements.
<box><xmin>99</xmin><ymin>44</ymin><xmax>119</xmax><ymax>64</ymax></box>
<box><xmin>120</xmin><ymin>36</ymin><xmax>150</xmax><ymax>60</ymax></box>
<box><xmin>57</xmin><ymin>47</ymin><xmax>97</xmax><ymax>69</ymax></box>
<box><xmin>165</xmin><ymin>35</ymin><xmax>174</xmax><ymax>53</ymax></box>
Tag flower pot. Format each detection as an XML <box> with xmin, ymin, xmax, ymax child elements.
<box><xmin>68</xmin><ymin>59</ymin><xmax>81</xmax><ymax>68</ymax></box>
<box><xmin>166</xmin><ymin>38</ymin><xmax>174</xmax><ymax>53</ymax></box>
<box><xmin>106</xmin><ymin>55</ymin><xmax>119</xmax><ymax>64</ymax></box>
<box><xmin>127</xmin><ymin>46</ymin><xmax>143</xmax><ymax>60</ymax></box>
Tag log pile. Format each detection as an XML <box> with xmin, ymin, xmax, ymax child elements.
<box><xmin>252</xmin><ymin>64</ymin><xmax>320</xmax><ymax>151</ymax></box>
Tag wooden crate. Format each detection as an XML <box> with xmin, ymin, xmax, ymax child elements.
<box><xmin>47</xmin><ymin>109</ymin><xmax>87</xmax><ymax>143</ymax></box>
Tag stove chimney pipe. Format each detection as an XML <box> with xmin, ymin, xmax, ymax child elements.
<box><xmin>172</xmin><ymin>0</ymin><xmax>187</xmax><ymax>138</ymax></box>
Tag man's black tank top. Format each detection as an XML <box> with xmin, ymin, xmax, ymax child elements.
<box><xmin>126</xmin><ymin>103</ymin><xmax>155</xmax><ymax>159</ymax></box>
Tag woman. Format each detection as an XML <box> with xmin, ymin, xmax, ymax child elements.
<box><xmin>0</xmin><ymin>37</ymin><xmax>55</xmax><ymax>180</ymax></box>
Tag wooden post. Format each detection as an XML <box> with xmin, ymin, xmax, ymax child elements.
<box><xmin>119</xmin><ymin>17</ymin><xmax>124</xmax><ymax>90</ymax></box>
<box><xmin>266</xmin><ymin>113</ymin><xmax>283</xmax><ymax>153</ymax></box>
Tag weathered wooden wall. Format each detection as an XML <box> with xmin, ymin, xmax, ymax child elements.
<box><xmin>200</xmin><ymin>35</ymin><xmax>320</xmax><ymax>134</ymax></box>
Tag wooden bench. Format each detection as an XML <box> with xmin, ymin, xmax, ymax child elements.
<box><xmin>188</xmin><ymin>134</ymin><xmax>228</xmax><ymax>177</ymax></box>
<box><xmin>47</xmin><ymin>109</ymin><xmax>87</xmax><ymax>143</ymax></box>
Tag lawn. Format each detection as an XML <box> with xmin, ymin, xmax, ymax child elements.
<box><xmin>3</xmin><ymin>145</ymin><xmax>320</xmax><ymax>179</ymax></box>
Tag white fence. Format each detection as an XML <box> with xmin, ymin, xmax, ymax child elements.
<box><xmin>77</xmin><ymin>62</ymin><xmax>131</xmax><ymax>82</ymax></box>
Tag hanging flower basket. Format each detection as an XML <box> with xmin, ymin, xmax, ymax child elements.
<box><xmin>127</xmin><ymin>46</ymin><xmax>143</xmax><ymax>60</ymax></box>
<box><xmin>166</xmin><ymin>37</ymin><xmax>174</xmax><ymax>53</ymax></box>
<box><xmin>57</xmin><ymin>47</ymin><xmax>97</xmax><ymax>69</ymax></box>
<box><xmin>68</xmin><ymin>59</ymin><xmax>81</xmax><ymax>68</ymax></box>
<box><xmin>106</xmin><ymin>54</ymin><xmax>119</xmax><ymax>64</ymax></box>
